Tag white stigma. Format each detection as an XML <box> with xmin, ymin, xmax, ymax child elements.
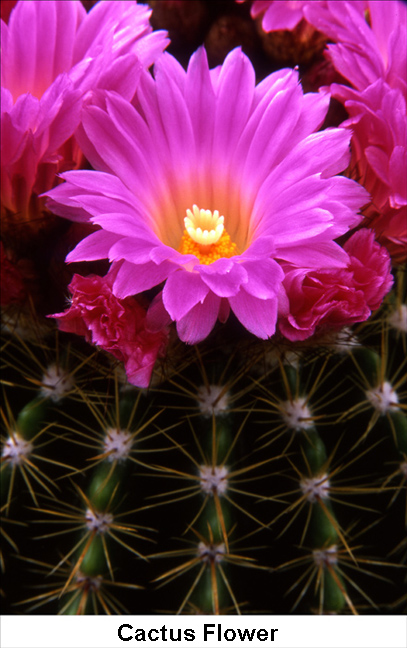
<box><xmin>196</xmin><ymin>385</ymin><xmax>229</xmax><ymax>417</ymax></box>
<box><xmin>280</xmin><ymin>397</ymin><xmax>313</xmax><ymax>431</ymax></box>
<box><xmin>103</xmin><ymin>428</ymin><xmax>133</xmax><ymax>462</ymax></box>
<box><xmin>198</xmin><ymin>541</ymin><xmax>225</xmax><ymax>564</ymax></box>
<box><xmin>85</xmin><ymin>508</ymin><xmax>114</xmax><ymax>534</ymax></box>
<box><xmin>185</xmin><ymin>205</ymin><xmax>224</xmax><ymax>246</ymax></box>
<box><xmin>313</xmin><ymin>545</ymin><xmax>338</xmax><ymax>567</ymax></box>
<box><xmin>2</xmin><ymin>433</ymin><xmax>33</xmax><ymax>466</ymax></box>
<box><xmin>40</xmin><ymin>364</ymin><xmax>74</xmax><ymax>402</ymax></box>
<box><xmin>199</xmin><ymin>465</ymin><xmax>229</xmax><ymax>495</ymax></box>
<box><xmin>365</xmin><ymin>381</ymin><xmax>399</xmax><ymax>414</ymax></box>
<box><xmin>300</xmin><ymin>474</ymin><xmax>330</xmax><ymax>502</ymax></box>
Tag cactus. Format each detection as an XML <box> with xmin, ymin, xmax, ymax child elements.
<box><xmin>1</xmin><ymin>0</ymin><xmax>406</xmax><ymax>619</ymax></box>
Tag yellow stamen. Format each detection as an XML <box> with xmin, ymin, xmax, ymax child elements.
<box><xmin>178</xmin><ymin>205</ymin><xmax>239</xmax><ymax>265</ymax></box>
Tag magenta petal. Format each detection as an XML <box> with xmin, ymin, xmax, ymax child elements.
<box><xmin>242</xmin><ymin>259</ymin><xmax>284</xmax><ymax>299</ymax></box>
<box><xmin>185</xmin><ymin>47</ymin><xmax>216</xmax><ymax>159</ymax></box>
<box><xmin>114</xmin><ymin>260</ymin><xmax>175</xmax><ymax>299</ymax></box>
<box><xmin>44</xmin><ymin>170</ymin><xmax>137</xmax><ymax>223</ymax></box>
<box><xmin>89</xmin><ymin>212</ymin><xmax>154</xmax><ymax>239</ymax></box>
<box><xmin>261</xmin><ymin>4</ymin><xmax>304</xmax><ymax>31</ymax></box>
<box><xmin>213</xmin><ymin>48</ymin><xmax>255</xmax><ymax>161</ymax></box>
<box><xmin>229</xmin><ymin>289</ymin><xmax>278</xmax><ymax>339</ymax></box>
<box><xmin>163</xmin><ymin>270</ymin><xmax>209</xmax><ymax>321</ymax></box>
<box><xmin>199</xmin><ymin>259</ymin><xmax>248</xmax><ymax>297</ymax></box>
<box><xmin>66</xmin><ymin>230</ymin><xmax>121</xmax><ymax>263</ymax></box>
<box><xmin>155</xmin><ymin>54</ymin><xmax>196</xmax><ymax>180</ymax></box>
<box><xmin>80</xmin><ymin>104</ymin><xmax>146</xmax><ymax>193</ymax></box>
<box><xmin>242</xmin><ymin>236</ymin><xmax>276</xmax><ymax>259</ymax></box>
<box><xmin>388</xmin><ymin>146</ymin><xmax>407</xmax><ymax>207</ymax></box>
<box><xmin>277</xmin><ymin>241</ymin><xmax>350</xmax><ymax>268</ymax></box>
<box><xmin>108</xmin><ymin>237</ymin><xmax>158</xmax><ymax>264</ymax></box>
<box><xmin>176</xmin><ymin>292</ymin><xmax>221</xmax><ymax>344</ymax></box>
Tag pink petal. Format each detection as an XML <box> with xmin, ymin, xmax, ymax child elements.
<box><xmin>276</xmin><ymin>241</ymin><xmax>350</xmax><ymax>268</ymax></box>
<box><xmin>212</xmin><ymin>48</ymin><xmax>255</xmax><ymax>163</ymax></box>
<box><xmin>176</xmin><ymin>291</ymin><xmax>221</xmax><ymax>344</ymax></box>
<box><xmin>242</xmin><ymin>259</ymin><xmax>284</xmax><ymax>299</ymax></box>
<box><xmin>66</xmin><ymin>230</ymin><xmax>121</xmax><ymax>263</ymax></box>
<box><xmin>229</xmin><ymin>289</ymin><xmax>278</xmax><ymax>339</ymax></box>
<box><xmin>113</xmin><ymin>260</ymin><xmax>175</xmax><ymax>299</ymax></box>
<box><xmin>185</xmin><ymin>47</ymin><xmax>216</xmax><ymax>160</ymax></box>
<box><xmin>163</xmin><ymin>270</ymin><xmax>210</xmax><ymax>321</ymax></box>
<box><xmin>199</xmin><ymin>259</ymin><xmax>248</xmax><ymax>298</ymax></box>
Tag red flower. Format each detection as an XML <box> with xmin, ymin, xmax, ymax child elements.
<box><xmin>279</xmin><ymin>229</ymin><xmax>392</xmax><ymax>341</ymax></box>
<box><xmin>344</xmin><ymin>229</ymin><xmax>394</xmax><ymax>311</ymax></box>
<box><xmin>51</xmin><ymin>265</ymin><xmax>169</xmax><ymax>388</ymax></box>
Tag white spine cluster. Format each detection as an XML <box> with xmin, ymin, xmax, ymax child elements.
<box><xmin>330</xmin><ymin>327</ymin><xmax>360</xmax><ymax>353</ymax></box>
<box><xmin>300</xmin><ymin>474</ymin><xmax>330</xmax><ymax>502</ymax></box>
<box><xmin>2</xmin><ymin>432</ymin><xmax>33</xmax><ymax>466</ymax></box>
<box><xmin>365</xmin><ymin>381</ymin><xmax>399</xmax><ymax>414</ymax></box>
<box><xmin>40</xmin><ymin>363</ymin><xmax>74</xmax><ymax>402</ymax></box>
<box><xmin>85</xmin><ymin>508</ymin><xmax>114</xmax><ymax>534</ymax></box>
<box><xmin>196</xmin><ymin>384</ymin><xmax>229</xmax><ymax>417</ymax></box>
<box><xmin>103</xmin><ymin>427</ymin><xmax>133</xmax><ymax>462</ymax></box>
<box><xmin>197</xmin><ymin>541</ymin><xmax>225</xmax><ymax>564</ymax></box>
<box><xmin>387</xmin><ymin>304</ymin><xmax>407</xmax><ymax>333</ymax></box>
<box><xmin>280</xmin><ymin>397</ymin><xmax>313</xmax><ymax>431</ymax></box>
<box><xmin>199</xmin><ymin>465</ymin><xmax>229</xmax><ymax>495</ymax></box>
<box><xmin>76</xmin><ymin>572</ymin><xmax>102</xmax><ymax>590</ymax></box>
<box><xmin>313</xmin><ymin>545</ymin><xmax>338</xmax><ymax>568</ymax></box>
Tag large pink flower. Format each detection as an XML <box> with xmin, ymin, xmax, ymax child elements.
<box><xmin>45</xmin><ymin>47</ymin><xmax>368</xmax><ymax>344</ymax></box>
<box><xmin>279</xmin><ymin>229</ymin><xmax>393</xmax><ymax>341</ymax></box>
<box><xmin>1</xmin><ymin>0</ymin><xmax>168</xmax><ymax>223</ymax></box>
<box><xmin>52</xmin><ymin>265</ymin><xmax>169</xmax><ymax>388</ymax></box>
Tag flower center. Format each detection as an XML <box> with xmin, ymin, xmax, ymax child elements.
<box><xmin>178</xmin><ymin>205</ymin><xmax>239</xmax><ymax>265</ymax></box>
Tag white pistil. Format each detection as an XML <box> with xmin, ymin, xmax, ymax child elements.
<box><xmin>365</xmin><ymin>381</ymin><xmax>399</xmax><ymax>414</ymax></box>
<box><xmin>199</xmin><ymin>465</ymin><xmax>229</xmax><ymax>495</ymax></box>
<box><xmin>2</xmin><ymin>432</ymin><xmax>33</xmax><ymax>466</ymax></box>
<box><xmin>300</xmin><ymin>474</ymin><xmax>330</xmax><ymax>502</ymax></box>
<box><xmin>185</xmin><ymin>205</ymin><xmax>224</xmax><ymax>246</ymax></box>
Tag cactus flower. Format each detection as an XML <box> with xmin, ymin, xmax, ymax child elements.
<box><xmin>51</xmin><ymin>265</ymin><xmax>169</xmax><ymax>388</ymax></box>
<box><xmin>46</xmin><ymin>46</ymin><xmax>368</xmax><ymax>344</ymax></box>
<box><xmin>1</xmin><ymin>0</ymin><xmax>168</xmax><ymax>231</ymax></box>
<box><xmin>279</xmin><ymin>229</ymin><xmax>393</xmax><ymax>341</ymax></box>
